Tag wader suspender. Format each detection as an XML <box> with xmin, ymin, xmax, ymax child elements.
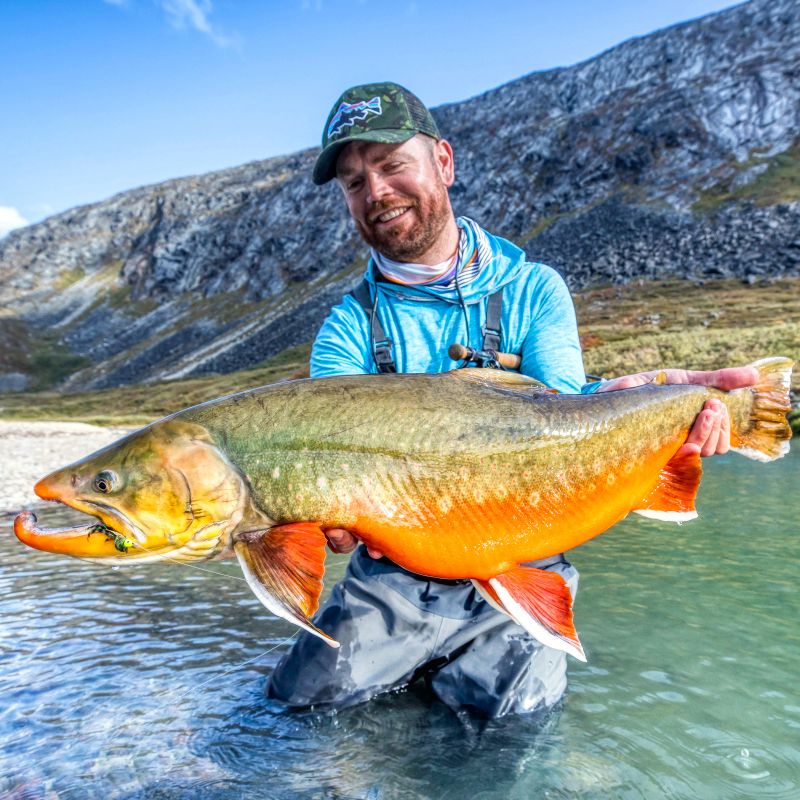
<box><xmin>350</xmin><ymin>279</ymin><xmax>397</xmax><ymax>374</ymax></box>
<box><xmin>349</xmin><ymin>277</ymin><xmax>504</xmax><ymax>374</ymax></box>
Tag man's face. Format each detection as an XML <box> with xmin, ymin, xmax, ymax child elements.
<box><xmin>335</xmin><ymin>134</ymin><xmax>455</xmax><ymax>262</ymax></box>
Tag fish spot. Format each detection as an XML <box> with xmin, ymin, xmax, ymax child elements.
<box><xmin>294</xmin><ymin>463</ymin><xmax>304</xmax><ymax>471</ymax></box>
<box><xmin>341</xmin><ymin>463</ymin><xmax>350</xmax><ymax>472</ymax></box>
<box><xmin>316</xmin><ymin>476</ymin><xmax>328</xmax><ymax>489</ymax></box>
<box><xmin>623</xmin><ymin>461</ymin><xmax>634</xmax><ymax>474</ymax></box>
<box><xmin>437</xmin><ymin>496</ymin><xmax>453</xmax><ymax>513</ymax></box>
<box><xmin>272</xmin><ymin>467</ymin><xmax>280</xmax><ymax>479</ymax></box>
<box><xmin>528</xmin><ymin>491</ymin><xmax>541</xmax><ymax>505</ymax></box>
<box><xmin>606</xmin><ymin>473</ymin><xmax>616</xmax><ymax>485</ymax></box>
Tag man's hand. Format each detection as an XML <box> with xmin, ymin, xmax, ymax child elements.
<box><xmin>596</xmin><ymin>366</ymin><xmax>758</xmax><ymax>457</ymax></box>
<box><xmin>324</xmin><ymin>528</ymin><xmax>384</xmax><ymax>559</ymax></box>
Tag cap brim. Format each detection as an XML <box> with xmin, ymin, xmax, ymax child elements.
<box><xmin>312</xmin><ymin>129</ymin><xmax>417</xmax><ymax>185</ymax></box>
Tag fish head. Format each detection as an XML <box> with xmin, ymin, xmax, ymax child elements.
<box><xmin>14</xmin><ymin>419</ymin><xmax>247</xmax><ymax>563</ymax></box>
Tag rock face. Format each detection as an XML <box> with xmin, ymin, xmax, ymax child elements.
<box><xmin>1</xmin><ymin>0</ymin><xmax>798</xmax><ymax>390</ymax></box>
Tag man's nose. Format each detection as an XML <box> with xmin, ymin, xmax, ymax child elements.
<box><xmin>365</xmin><ymin>171</ymin><xmax>391</xmax><ymax>204</ymax></box>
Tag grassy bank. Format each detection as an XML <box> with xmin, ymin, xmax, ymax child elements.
<box><xmin>1</xmin><ymin>279</ymin><xmax>798</xmax><ymax>431</ymax></box>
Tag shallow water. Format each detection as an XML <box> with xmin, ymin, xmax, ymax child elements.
<box><xmin>1</xmin><ymin>451</ymin><xmax>798</xmax><ymax>799</ymax></box>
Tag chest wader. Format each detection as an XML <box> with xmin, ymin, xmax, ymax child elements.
<box><xmin>349</xmin><ymin>276</ymin><xmax>506</xmax><ymax>372</ymax></box>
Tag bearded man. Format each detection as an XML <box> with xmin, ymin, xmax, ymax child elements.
<box><xmin>266</xmin><ymin>82</ymin><xmax>749</xmax><ymax>717</ymax></box>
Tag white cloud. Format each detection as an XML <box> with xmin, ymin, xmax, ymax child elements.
<box><xmin>0</xmin><ymin>207</ymin><xmax>29</xmax><ymax>238</ymax></box>
<box><xmin>158</xmin><ymin>0</ymin><xmax>240</xmax><ymax>49</ymax></box>
<box><xmin>102</xmin><ymin>0</ymin><xmax>239</xmax><ymax>48</ymax></box>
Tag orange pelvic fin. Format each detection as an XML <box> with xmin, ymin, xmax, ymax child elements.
<box><xmin>729</xmin><ymin>356</ymin><xmax>793</xmax><ymax>462</ymax></box>
<box><xmin>473</xmin><ymin>566</ymin><xmax>585</xmax><ymax>662</ymax></box>
<box><xmin>234</xmin><ymin>521</ymin><xmax>338</xmax><ymax>648</ymax></box>
<box><xmin>633</xmin><ymin>445</ymin><xmax>702</xmax><ymax>522</ymax></box>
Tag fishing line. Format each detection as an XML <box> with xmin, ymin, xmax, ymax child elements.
<box><xmin>454</xmin><ymin>258</ymin><xmax>471</xmax><ymax>368</ymax></box>
<box><xmin>122</xmin><ymin>540</ymin><xmax>251</xmax><ymax>584</ymax></box>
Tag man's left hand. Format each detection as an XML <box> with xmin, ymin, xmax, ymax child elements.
<box><xmin>596</xmin><ymin>366</ymin><xmax>758</xmax><ymax>457</ymax></box>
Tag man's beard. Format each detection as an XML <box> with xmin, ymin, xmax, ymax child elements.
<box><xmin>357</xmin><ymin>183</ymin><xmax>451</xmax><ymax>262</ymax></box>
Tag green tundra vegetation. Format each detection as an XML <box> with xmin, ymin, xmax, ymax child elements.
<box><xmin>693</xmin><ymin>140</ymin><xmax>800</xmax><ymax>212</ymax></box>
<box><xmin>0</xmin><ymin>279</ymin><xmax>798</xmax><ymax>433</ymax></box>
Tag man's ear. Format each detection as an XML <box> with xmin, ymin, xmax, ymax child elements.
<box><xmin>435</xmin><ymin>139</ymin><xmax>455</xmax><ymax>187</ymax></box>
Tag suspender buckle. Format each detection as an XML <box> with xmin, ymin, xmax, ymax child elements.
<box><xmin>373</xmin><ymin>339</ymin><xmax>396</xmax><ymax>373</ymax></box>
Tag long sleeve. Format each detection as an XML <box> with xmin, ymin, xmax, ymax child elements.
<box><xmin>518</xmin><ymin>266</ymin><xmax>586</xmax><ymax>394</ymax></box>
<box><xmin>310</xmin><ymin>295</ymin><xmax>372</xmax><ymax>378</ymax></box>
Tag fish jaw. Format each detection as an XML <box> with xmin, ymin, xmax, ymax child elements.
<box><xmin>14</xmin><ymin>510</ymin><xmax>135</xmax><ymax>558</ymax></box>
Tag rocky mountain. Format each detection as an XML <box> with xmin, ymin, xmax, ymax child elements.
<box><xmin>1</xmin><ymin>0</ymin><xmax>798</xmax><ymax>392</ymax></box>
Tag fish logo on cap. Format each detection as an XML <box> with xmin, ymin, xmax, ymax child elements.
<box><xmin>327</xmin><ymin>97</ymin><xmax>382</xmax><ymax>139</ymax></box>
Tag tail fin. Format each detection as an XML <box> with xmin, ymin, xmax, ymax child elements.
<box><xmin>729</xmin><ymin>357</ymin><xmax>793</xmax><ymax>462</ymax></box>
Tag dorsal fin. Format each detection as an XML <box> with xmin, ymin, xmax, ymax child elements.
<box><xmin>450</xmin><ymin>368</ymin><xmax>554</xmax><ymax>391</ymax></box>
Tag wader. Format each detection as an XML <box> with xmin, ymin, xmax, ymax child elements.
<box><xmin>267</xmin><ymin>548</ymin><xmax>578</xmax><ymax>717</ymax></box>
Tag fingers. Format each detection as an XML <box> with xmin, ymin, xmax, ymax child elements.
<box><xmin>324</xmin><ymin>528</ymin><xmax>358</xmax><ymax>554</ymax></box>
<box><xmin>597</xmin><ymin>365</ymin><xmax>760</xmax><ymax>393</ymax></box>
<box><xmin>324</xmin><ymin>529</ymin><xmax>385</xmax><ymax>559</ymax></box>
<box><xmin>675</xmin><ymin>442</ymin><xmax>702</xmax><ymax>459</ymax></box>
<box><xmin>716</xmin><ymin>401</ymin><xmax>731</xmax><ymax>454</ymax></box>
<box><xmin>686</xmin><ymin>399</ymin><xmax>730</xmax><ymax>456</ymax></box>
<box><xmin>596</xmin><ymin>374</ymin><xmax>651</xmax><ymax>392</ymax></box>
<box><xmin>685</xmin><ymin>366</ymin><xmax>759</xmax><ymax>391</ymax></box>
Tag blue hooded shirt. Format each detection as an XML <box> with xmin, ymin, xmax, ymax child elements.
<box><xmin>311</xmin><ymin>218</ymin><xmax>595</xmax><ymax>394</ymax></box>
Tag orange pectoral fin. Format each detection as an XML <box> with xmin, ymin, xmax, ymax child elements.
<box><xmin>234</xmin><ymin>521</ymin><xmax>339</xmax><ymax>648</ymax></box>
<box><xmin>633</xmin><ymin>444</ymin><xmax>702</xmax><ymax>522</ymax></box>
<box><xmin>473</xmin><ymin>566</ymin><xmax>585</xmax><ymax>662</ymax></box>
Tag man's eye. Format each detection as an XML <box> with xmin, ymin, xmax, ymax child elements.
<box><xmin>347</xmin><ymin>178</ymin><xmax>363</xmax><ymax>192</ymax></box>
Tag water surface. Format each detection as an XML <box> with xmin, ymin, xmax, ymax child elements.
<box><xmin>1</xmin><ymin>451</ymin><xmax>798</xmax><ymax>799</ymax></box>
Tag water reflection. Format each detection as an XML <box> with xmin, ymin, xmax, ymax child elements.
<box><xmin>1</xmin><ymin>451</ymin><xmax>798</xmax><ymax>799</ymax></box>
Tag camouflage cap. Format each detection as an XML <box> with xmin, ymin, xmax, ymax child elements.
<box><xmin>312</xmin><ymin>81</ymin><xmax>441</xmax><ymax>185</ymax></box>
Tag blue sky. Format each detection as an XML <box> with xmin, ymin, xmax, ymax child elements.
<box><xmin>0</xmin><ymin>0</ymin><xmax>741</xmax><ymax>234</ymax></box>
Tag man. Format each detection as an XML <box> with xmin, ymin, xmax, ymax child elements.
<box><xmin>267</xmin><ymin>82</ymin><xmax>753</xmax><ymax>717</ymax></box>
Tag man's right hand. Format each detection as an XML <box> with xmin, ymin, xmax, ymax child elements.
<box><xmin>324</xmin><ymin>528</ymin><xmax>384</xmax><ymax>559</ymax></box>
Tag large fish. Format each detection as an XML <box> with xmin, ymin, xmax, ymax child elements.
<box><xmin>14</xmin><ymin>358</ymin><xmax>793</xmax><ymax>661</ymax></box>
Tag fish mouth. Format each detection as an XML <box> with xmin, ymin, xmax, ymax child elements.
<box><xmin>14</xmin><ymin>479</ymin><xmax>146</xmax><ymax>559</ymax></box>
<box><xmin>14</xmin><ymin>509</ymin><xmax>138</xmax><ymax>558</ymax></box>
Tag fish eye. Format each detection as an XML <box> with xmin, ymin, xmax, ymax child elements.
<box><xmin>93</xmin><ymin>470</ymin><xmax>119</xmax><ymax>494</ymax></box>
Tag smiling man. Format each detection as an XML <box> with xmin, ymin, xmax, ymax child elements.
<box><xmin>266</xmin><ymin>82</ymin><xmax>747</xmax><ymax>717</ymax></box>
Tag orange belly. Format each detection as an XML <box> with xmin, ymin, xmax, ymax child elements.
<box><xmin>350</xmin><ymin>439</ymin><xmax>681</xmax><ymax>580</ymax></box>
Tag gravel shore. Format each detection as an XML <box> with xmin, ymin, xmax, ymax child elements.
<box><xmin>0</xmin><ymin>420</ymin><xmax>134</xmax><ymax>515</ymax></box>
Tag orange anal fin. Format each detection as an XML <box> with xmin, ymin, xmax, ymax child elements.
<box><xmin>633</xmin><ymin>444</ymin><xmax>702</xmax><ymax>522</ymax></box>
<box><xmin>234</xmin><ymin>521</ymin><xmax>338</xmax><ymax>648</ymax></box>
<box><xmin>474</xmin><ymin>567</ymin><xmax>585</xmax><ymax>662</ymax></box>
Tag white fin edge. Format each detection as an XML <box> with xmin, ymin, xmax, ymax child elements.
<box><xmin>732</xmin><ymin>443</ymin><xmax>790</xmax><ymax>463</ymax></box>
<box><xmin>234</xmin><ymin>544</ymin><xmax>339</xmax><ymax>648</ymax></box>
<box><xmin>471</xmin><ymin>579</ymin><xmax>507</xmax><ymax>614</ymax></box>
<box><xmin>489</xmin><ymin>578</ymin><xmax>587</xmax><ymax>662</ymax></box>
<box><xmin>632</xmin><ymin>509</ymin><xmax>698</xmax><ymax>522</ymax></box>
